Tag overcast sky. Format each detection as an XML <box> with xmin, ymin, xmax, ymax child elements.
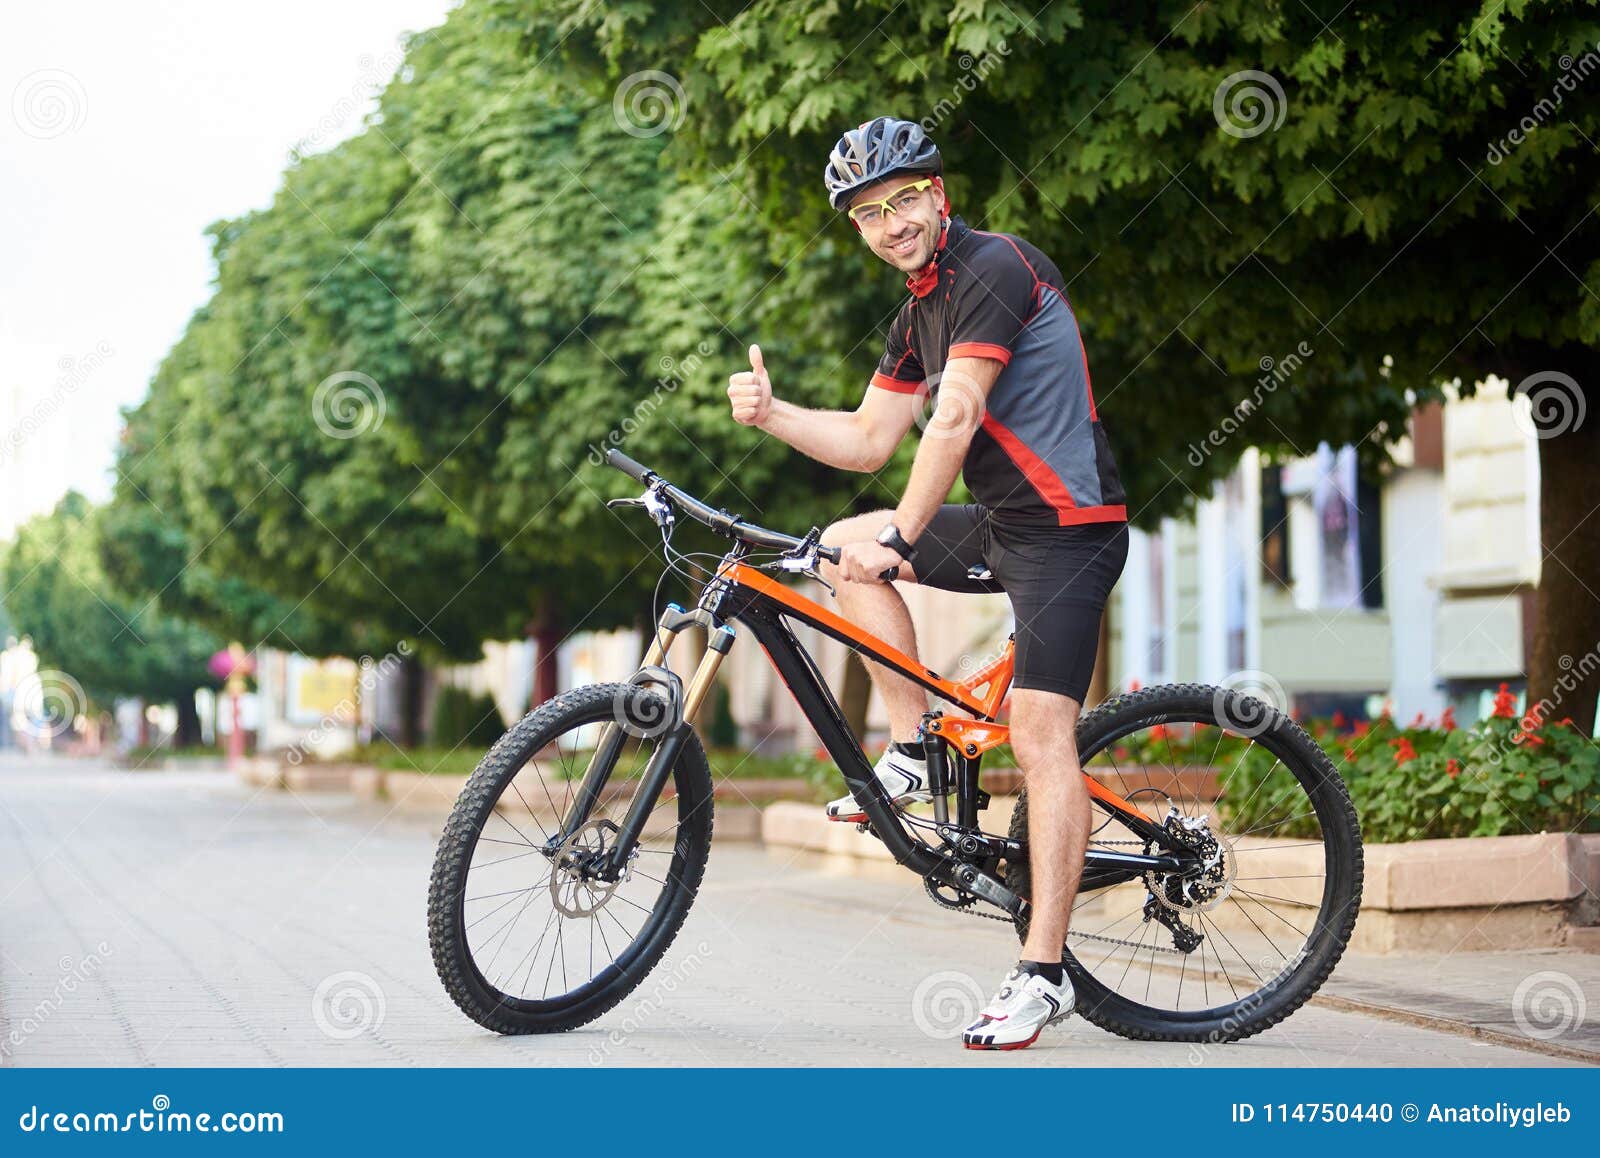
<box><xmin>1</xmin><ymin>0</ymin><xmax>456</xmax><ymax>536</ymax></box>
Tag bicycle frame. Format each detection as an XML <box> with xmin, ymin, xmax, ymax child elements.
<box><xmin>569</xmin><ymin>542</ymin><xmax>1195</xmax><ymax>918</ymax></box>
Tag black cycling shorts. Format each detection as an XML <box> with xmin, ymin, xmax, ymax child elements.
<box><xmin>909</xmin><ymin>503</ymin><xmax>1129</xmax><ymax>705</ymax></box>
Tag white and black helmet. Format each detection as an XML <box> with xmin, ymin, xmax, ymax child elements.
<box><xmin>824</xmin><ymin>117</ymin><xmax>942</xmax><ymax>210</ymax></box>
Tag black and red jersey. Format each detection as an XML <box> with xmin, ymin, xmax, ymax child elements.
<box><xmin>871</xmin><ymin>216</ymin><xmax>1126</xmax><ymax>527</ymax></box>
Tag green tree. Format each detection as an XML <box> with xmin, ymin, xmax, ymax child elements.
<box><xmin>3</xmin><ymin>494</ymin><xmax>221</xmax><ymax>744</ymax></box>
<box><xmin>540</xmin><ymin>0</ymin><xmax>1600</xmax><ymax>729</ymax></box>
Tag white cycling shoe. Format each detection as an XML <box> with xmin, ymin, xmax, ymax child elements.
<box><xmin>824</xmin><ymin>746</ymin><xmax>931</xmax><ymax>821</ymax></box>
<box><xmin>961</xmin><ymin>966</ymin><xmax>1074</xmax><ymax>1051</ymax></box>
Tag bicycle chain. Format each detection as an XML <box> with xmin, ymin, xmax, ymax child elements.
<box><xmin>927</xmin><ymin>837</ymin><xmax>1186</xmax><ymax>956</ymax></box>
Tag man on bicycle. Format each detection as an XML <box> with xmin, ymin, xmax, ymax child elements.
<box><xmin>727</xmin><ymin>117</ymin><xmax>1129</xmax><ymax>1050</ymax></box>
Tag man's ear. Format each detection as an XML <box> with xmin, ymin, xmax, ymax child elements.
<box><xmin>931</xmin><ymin>175</ymin><xmax>950</xmax><ymax>220</ymax></box>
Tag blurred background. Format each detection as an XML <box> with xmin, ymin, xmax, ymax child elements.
<box><xmin>3</xmin><ymin>0</ymin><xmax>1597</xmax><ymax>779</ymax></box>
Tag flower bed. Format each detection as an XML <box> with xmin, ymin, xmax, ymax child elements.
<box><xmin>1223</xmin><ymin>689</ymin><xmax>1599</xmax><ymax>843</ymax></box>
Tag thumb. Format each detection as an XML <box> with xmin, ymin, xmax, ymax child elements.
<box><xmin>748</xmin><ymin>343</ymin><xmax>767</xmax><ymax>384</ymax></box>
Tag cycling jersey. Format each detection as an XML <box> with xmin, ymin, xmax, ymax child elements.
<box><xmin>871</xmin><ymin>216</ymin><xmax>1127</xmax><ymax>527</ymax></box>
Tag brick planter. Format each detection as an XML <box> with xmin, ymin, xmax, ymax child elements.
<box><xmin>760</xmin><ymin>802</ymin><xmax>1600</xmax><ymax>954</ymax></box>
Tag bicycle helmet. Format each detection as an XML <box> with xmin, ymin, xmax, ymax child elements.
<box><xmin>824</xmin><ymin>117</ymin><xmax>942</xmax><ymax>210</ymax></box>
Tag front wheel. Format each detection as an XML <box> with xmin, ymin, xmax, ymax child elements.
<box><xmin>428</xmin><ymin>683</ymin><xmax>713</xmax><ymax>1034</ymax></box>
<box><xmin>1005</xmin><ymin>682</ymin><xmax>1363</xmax><ymax>1043</ymax></box>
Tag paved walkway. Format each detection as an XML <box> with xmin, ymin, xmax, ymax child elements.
<box><xmin>0</xmin><ymin>753</ymin><xmax>1592</xmax><ymax>1067</ymax></box>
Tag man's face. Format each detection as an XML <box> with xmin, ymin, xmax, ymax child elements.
<box><xmin>847</xmin><ymin>174</ymin><xmax>946</xmax><ymax>272</ymax></box>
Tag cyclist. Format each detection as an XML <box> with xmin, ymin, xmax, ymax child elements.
<box><xmin>727</xmin><ymin>117</ymin><xmax>1128</xmax><ymax>1050</ymax></box>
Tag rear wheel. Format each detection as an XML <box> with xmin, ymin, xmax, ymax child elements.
<box><xmin>428</xmin><ymin>683</ymin><xmax>713</xmax><ymax>1034</ymax></box>
<box><xmin>1004</xmin><ymin>682</ymin><xmax>1362</xmax><ymax>1043</ymax></box>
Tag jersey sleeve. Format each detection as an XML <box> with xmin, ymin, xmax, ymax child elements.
<box><xmin>947</xmin><ymin>242</ymin><xmax>1039</xmax><ymax>366</ymax></box>
<box><xmin>871</xmin><ymin>316</ymin><xmax>924</xmax><ymax>394</ymax></box>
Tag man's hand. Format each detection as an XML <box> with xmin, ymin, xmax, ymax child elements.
<box><xmin>727</xmin><ymin>343</ymin><xmax>773</xmax><ymax>426</ymax></box>
<box><xmin>837</xmin><ymin>540</ymin><xmax>907</xmax><ymax>584</ymax></box>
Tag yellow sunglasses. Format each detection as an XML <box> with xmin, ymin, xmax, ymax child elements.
<box><xmin>847</xmin><ymin>179</ymin><xmax>935</xmax><ymax>227</ymax></box>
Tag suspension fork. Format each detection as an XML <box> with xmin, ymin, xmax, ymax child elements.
<box><xmin>592</xmin><ymin>616</ymin><xmax>737</xmax><ymax>879</ymax></box>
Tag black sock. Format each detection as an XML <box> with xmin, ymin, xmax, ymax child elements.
<box><xmin>1017</xmin><ymin>959</ymin><xmax>1064</xmax><ymax>986</ymax></box>
<box><xmin>890</xmin><ymin>740</ymin><xmax>925</xmax><ymax>760</ymax></box>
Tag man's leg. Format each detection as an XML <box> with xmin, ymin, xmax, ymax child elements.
<box><xmin>1007</xmin><ymin>688</ymin><xmax>1090</xmax><ymax>964</ymax></box>
<box><xmin>819</xmin><ymin>509</ymin><xmax>928</xmax><ymax>743</ymax></box>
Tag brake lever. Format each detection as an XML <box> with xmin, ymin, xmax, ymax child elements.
<box><xmin>606</xmin><ymin>485</ymin><xmax>674</xmax><ymax>529</ymax></box>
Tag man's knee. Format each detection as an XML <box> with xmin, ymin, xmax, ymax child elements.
<box><xmin>1009</xmin><ymin>690</ymin><xmax>1081</xmax><ymax>769</ymax></box>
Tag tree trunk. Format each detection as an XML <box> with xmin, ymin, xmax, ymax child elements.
<box><xmin>174</xmin><ymin>690</ymin><xmax>203</xmax><ymax>749</ymax></box>
<box><xmin>531</xmin><ymin>623</ymin><xmax>562</xmax><ymax>708</ymax></box>
<box><xmin>839</xmin><ymin>652</ymin><xmax>872</xmax><ymax>744</ymax></box>
<box><xmin>1086</xmin><ymin>605</ymin><xmax>1112</xmax><ymax>709</ymax></box>
<box><xmin>1530</xmin><ymin>399</ymin><xmax>1600</xmax><ymax>733</ymax></box>
<box><xmin>398</xmin><ymin>654</ymin><xmax>424</xmax><ymax>749</ymax></box>
<box><xmin>137</xmin><ymin>699</ymin><xmax>150</xmax><ymax>748</ymax></box>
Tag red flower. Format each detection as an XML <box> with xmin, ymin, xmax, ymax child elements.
<box><xmin>1446</xmin><ymin>758</ymin><xmax>1461</xmax><ymax>778</ymax></box>
<box><xmin>1113</xmin><ymin>746</ymin><xmax>1131</xmax><ymax>760</ymax></box>
<box><xmin>1491</xmin><ymin>682</ymin><xmax>1517</xmax><ymax>719</ymax></box>
<box><xmin>1558</xmin><ymin>716</ymin><xmax>1576</xmax><ymax>728</ymax></box>
<box><xmin>1513</xmin><ymin>703</ymin><xmax>1547</xmax><ymax>746</ymax></box>
<box><xmin>1440</xmin><ymin>706</ymin><xmax>1457</xmax><ymax>732</ymax></box>
<box><xmin>1352</xmin><ymin>720</ymin><xmax>1371</xmax><ymax>738</ymax></box>
<box><xmin>1129</xmin><ymin>678</ymin><xmax>1142</xmax><ymax>692</ymax></box>
<box><xmin>1149</xmin><ymin>723</ymin><xmax>1169</xmax><ymax>740</ymax></box>
<box><xmin>1390</xmin><ymin>737</ymin><xmax>1418</xmax><ymax>766</ymax></box>
<box><xmin>1343</xmin><ymin>746</ymin><xmax>1358</xmax><ymax>763</ymax></box>
<box><xmin>1410</xmin><ymin>711</ymin><xmax>1427</xmax><ymax>728</ymax></box>
<box><xmin>1332</xmin><ymin>710</ymin><xmax>1346</xmax><ymax>728</ymax></box>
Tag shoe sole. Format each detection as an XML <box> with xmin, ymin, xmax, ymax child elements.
<box><xmin>962</xmin><ymin>1010</ymin><xmax>1072</xmax><ymax>1051</ymax></box>
<box><xmin>825</xmin><ymin>791</ymin><xmax>933</xmax><ymax>822</ymax></box>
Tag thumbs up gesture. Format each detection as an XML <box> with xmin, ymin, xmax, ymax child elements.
<box><xmin>727</xmin><ymin>343</ymin><xmax>774</xmax><ymax>426</ymax></box>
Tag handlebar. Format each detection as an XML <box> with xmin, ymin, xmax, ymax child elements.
<box><xmin>605</xmin><ymin>448</ymin><xmax>843</xmax><ymax>565</ymax></box>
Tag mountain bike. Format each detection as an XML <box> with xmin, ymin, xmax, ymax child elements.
<box><xmin>428</xmin><ymin>449</ymin><xmax>1363</xmax><ymax>1043</ymax></box>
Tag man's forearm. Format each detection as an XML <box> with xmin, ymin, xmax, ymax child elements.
<box><xmin>892</xmin><ymin>430</ymin><xmax>970</xmax><ymax>541</ymax></box>
<box><xmin>759</xmin><ymin>398</ymin><xmax>882</xmax><ymax>471</ymax></box>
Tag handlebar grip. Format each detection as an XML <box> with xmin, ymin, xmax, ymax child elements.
<box><xmin>818</xmin><ymin>545</ymin><xmax>841</xmax><ymax>565</ymax></box>
<box><xmin>605</xmin><ymin>448</ymin><xmax>653</xmax><ymax>483</ymax></box>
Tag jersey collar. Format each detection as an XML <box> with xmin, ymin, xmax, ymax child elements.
<box><xmin>906</xmin><ymin>216</ymin><xmax>968</xmax><ymax>299</ymax></box>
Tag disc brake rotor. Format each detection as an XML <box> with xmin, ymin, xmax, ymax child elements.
<box><xmin>549</xmin><ymin>819</ymin><xmax>626</xmax><ymax>917</ymax></box>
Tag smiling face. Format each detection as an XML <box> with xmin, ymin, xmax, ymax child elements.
<box><xmin>847</xmin><ymin>173</ymin><xmax>946</xmax><ymax>272</ymax></box>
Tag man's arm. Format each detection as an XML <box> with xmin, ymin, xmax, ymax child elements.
<box><xmin>835</xmin><ymin>356</ymin><xmax>1003</xmax><ymax>584</ymax></box>
<box><xmin>728</xmin><ymin>344</ymin><xmax>917</xmax><ymax>471</ymax></box>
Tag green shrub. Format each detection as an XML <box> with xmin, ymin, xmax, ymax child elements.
<box><xmin>1220</xmin><ymin>695</ymin><xmax>1600</xmax><ymax>843</ymax></box>
<box><xmin>431</xmin><ymin>686</ymin><xmax>505</xmax><ymax>749</ymax></box>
